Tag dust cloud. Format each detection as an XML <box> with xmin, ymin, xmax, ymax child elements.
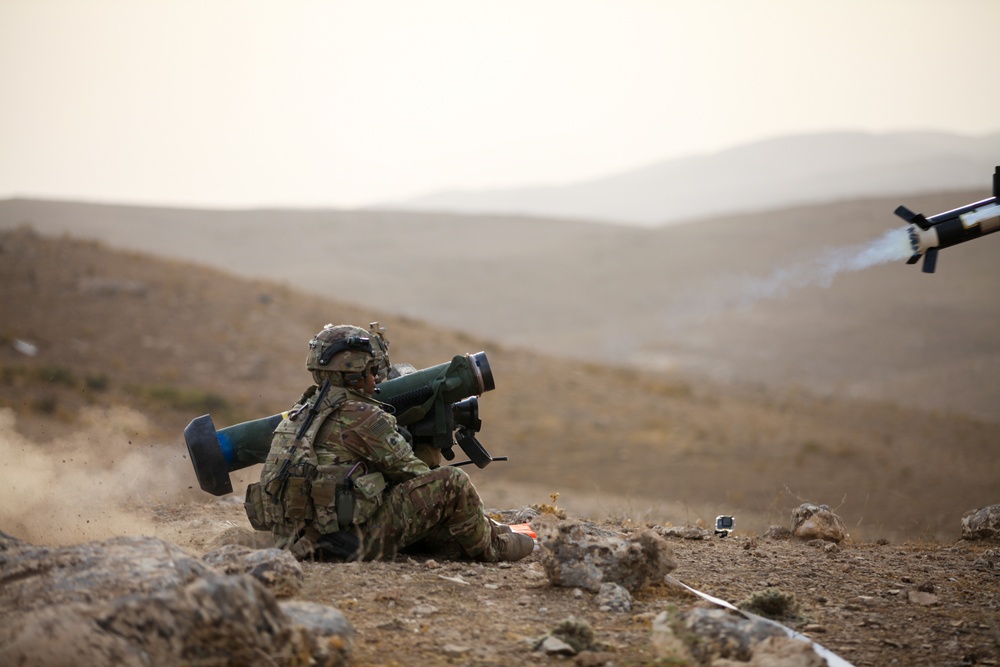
<box><xmin>0</xmin><ymin>406</ymin><xmax>196</xmax><ymax>546</ymax></box>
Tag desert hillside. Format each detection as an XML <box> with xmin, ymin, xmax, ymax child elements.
<box><xmin>2</xmin><ymin>190</ymin><xmax>998</xmax><ymax>427</ymax></box>
<box><xmin>1</xmin><ymin>226</ymin><xmax>997</xmax><ymax>545</ymax></box>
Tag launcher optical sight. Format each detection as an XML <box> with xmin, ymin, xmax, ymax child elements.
<box><xmin>185</xmin><ymin>351</ymin><xmax>497</xmax><ymax>496</ymax></box>
<box><xmin>895</xmin><ymin>166</ymin><xmax>1000</xmax><ymax>273</ymax></box>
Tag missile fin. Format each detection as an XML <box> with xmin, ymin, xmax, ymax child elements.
<box><xmin>894</xmin><ymin>205</ymin><xmax>931</xmax><ymax>230</ymax></box>
<box><xmin>922</xmin><ymin>247</ymin><xmax>938</xmax><ymax>274</ymax></box>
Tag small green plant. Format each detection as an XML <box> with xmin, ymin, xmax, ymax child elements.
<box><xmin>85</xmin><ymin>373</ymin><xmax>110</xmax><ymax>391</ymax></box>
<box><xmin>38</xmin><ymin>366</ymin><xmax>77</xmax><ymax>387</ymax></box>
<box><xmin>799</xmin><ymin>439</ymin><xmax>824</xmax><ymax>456</ymax></box>
<box><xmin>738</xmin><ymin>587</ymin><xmax>800</xmax><ymax>620</ymax></box>
<box><xmin>32</xmin><ymin>394</ymin><xmax>59</xmax><ymax>415</ymax></box>
<box><xmin>549</xmin><ymin>616</ymin><xmax>595</xmax><ymax>653</ymax></box>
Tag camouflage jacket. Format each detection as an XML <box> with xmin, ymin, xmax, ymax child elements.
<box><xmin>251</xmin><ymin>384</ymin><xmax>430</xmax><ymax>537</ymax></box>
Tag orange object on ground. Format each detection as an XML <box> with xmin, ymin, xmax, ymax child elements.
<box><xmin>509</xmin><ymin>523</ymin><xmax>536</xmax><ymax>539</ymax></box>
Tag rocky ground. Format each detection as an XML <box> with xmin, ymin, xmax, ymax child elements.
<box><xmin>142</xmin><ymin>495</ymin><xmax>1000</xmax><ymax>667</ymax></box>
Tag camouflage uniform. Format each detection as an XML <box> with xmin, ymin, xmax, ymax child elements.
<box><xmin>248</xmin><ymin>323</ymin><xmax>515</xmax><ymax>562</ymax></box>
<box><xmin>257</xmin><ymin>384</ymin><xmax>495</xmax><ymax>561</ymax></box>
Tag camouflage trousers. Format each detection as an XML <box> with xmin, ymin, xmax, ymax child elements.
<box><xmin>356</xmin><ymin>466</ymin><xmax>492</xmax><ymax>561</ymax></box>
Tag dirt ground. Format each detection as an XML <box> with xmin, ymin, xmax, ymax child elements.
<box><xmin>1</xmin><ymin>228</ymin><xmax>999</xmax><ymax>665</ymax></box>
<box><xmin>152</xmin><ymin>495</ymin><xmax>1000</xmax><ymax>667</ymax></box>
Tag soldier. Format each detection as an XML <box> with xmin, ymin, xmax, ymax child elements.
<box><xmin>250</xmin><ymin>323</ymin><xmax>534</xmax><ymax>563</ymax></box>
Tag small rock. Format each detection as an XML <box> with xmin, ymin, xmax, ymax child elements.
<box><xmin>12</xmin><ymin>339</ymin><xmax>38</xmax><ymax>357</ymax></box>
<box><xmin>537</xmin><ymin>635</ymin><xmax>576</xmax><ymax>656</ymax></box>
<box><xmin>574</xmin><ymin>650</ymin><xmax>617</xmax><ymax>667</ymax></box>
<box><xmin>972</xmin><ymin>548</ymin><xmax>998</xmax><ymax>570</ymax></box>
<box><xmin>376</xmin><ymin>618</ymin><xmax>408</xmax><ymax>631</ymax></box>
<box><xmin>656</xmin><ymin>525</ymin><xmax>712</xmax><ymax>540</ymax></box>
<box><xmin>763</xmin><ymin>526</ymin><xmax>793</xmax><ymax>540</ymax></box>
<box><xmin>411</xmin><ymin>604</ymin><xmax>438</xmax><ymax>616</ymax></box>
<box><xmin>908</xmin><ymin>590</ymin><xmax>939</xmax><ymax>606</ymax></box>
<box><xmin>442</xmin><ymin>644</ymin><xmax>472</xmax><ymax>656</ymax></box>
<box><xmin>596</xmin><ymin>582</ymin><xmax>633</xmax><ymax>613</ymax></box>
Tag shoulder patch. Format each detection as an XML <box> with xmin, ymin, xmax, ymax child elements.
<box><xmin>362</xmin><ymin>412</ymin><xmax>395</xmax><ymax>440</ymax></box>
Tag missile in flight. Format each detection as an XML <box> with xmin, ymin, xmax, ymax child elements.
<box><xmin>894</xmin><ymin>166</ymin><xmax>1000</xmax><ymax>273</ymax></box>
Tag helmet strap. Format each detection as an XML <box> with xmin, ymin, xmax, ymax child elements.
<box><xmin>318</xmin><ymin>336</ymin><xmax>373</xmax><ymax>366</ymax></box>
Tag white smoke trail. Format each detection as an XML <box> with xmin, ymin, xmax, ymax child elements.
<box><xmin>665</xmin><ymin>226</ymin><xmax>916</xmax><ymax>326</ymax></box>
<box><xmin>734</xmin><ymin>226</ymin><xmax>914</xmax><ymax>305</ymax></box>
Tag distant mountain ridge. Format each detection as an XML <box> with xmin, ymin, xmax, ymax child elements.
<box><xmin>380</xmin><ymin>130</ymin><xmax>1000</xmax><ymax>226</ymax></box>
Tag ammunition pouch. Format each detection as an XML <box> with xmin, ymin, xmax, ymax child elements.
<box><xmin>351</xmin><ymin>471</ymin><xmax>386</xmax><ymax>524</ymax></box>
<box><xmin>282</xmin><ymin>476</ymin><xmax>314</xmax><ymax>521</ymax></box>
<box><xmin>260</xmin><ymin>463</ymin><xmax>318</xmax><ymax>537</ymax></box>
<box><xmin>310</xmin><ymin>467</ymin><xmax>386</xmax><ymax>532</ymax></box>
<box><xmin>310</xmin><ymin>475</ymin><xmax>340</xmax><ymax>533</ymax></box>
<box><xmin>244</xmin><ymin>482</ymin><xmax>267</xmax><ymax>531</ymax></box>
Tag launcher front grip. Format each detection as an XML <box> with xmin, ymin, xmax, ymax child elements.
<box><xmin>184</xmin><ymin>412</ymin><xmax>286</xmax><ymax>496</ymax></box>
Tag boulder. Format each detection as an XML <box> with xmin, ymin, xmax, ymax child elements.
<box><xmin>961</xmin><ymin>504</ymin><xmax>1000</xmax><ymax>540</ymax></box>
<box><xmin>791</xmin><ymin>503</ymin><xmax>848</xmax><ymax>543</ymax></box>
<box><xmin>714</xmin><ymin>635</ymin><xmax>828</xmax><ymax>667</ymax></box>
<box><xmin>653</xmin><ymin>607</ymin><xmax>787</xmax><ymax>664</ymax></box>
<box><xmin>535</xmin><ymin>518</ymin><xmax>676</xmax><ymax>593</ymax></box>
<box><xmin>203</xmin><ymin>544</ymin><xmax>305</xmax><ymax>597</ymax></box>
<box><xmin>0</xmin><ymin>535</ymin><xmax>214</xmax><ymax>614</ymax></box>
<box><xmin>0</xmin><ymin>534</ymin><xmax>352</xmax><ymax>666</ymax></box>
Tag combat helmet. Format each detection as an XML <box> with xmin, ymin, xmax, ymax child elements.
<box><xmin>306</xmin><ymin>323</ymin><xmax>390</xmax><ymax>386</ymax></box>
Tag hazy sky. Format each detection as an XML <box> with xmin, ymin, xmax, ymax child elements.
<box><xmin>2</xmin><ymin>0</ymin><xmax>998</xmax><ymax>209</ymax></box>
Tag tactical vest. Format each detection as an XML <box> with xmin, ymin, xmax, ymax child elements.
<box><xmin>244</xmin><ymin>386</ymin><xmax>387</xmax><ymax>539</ymax></box>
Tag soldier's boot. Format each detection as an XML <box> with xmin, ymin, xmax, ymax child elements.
<box><xmin>491</xmin><ymin>520</ymin><xmax>513</xmax><ymax>534</ymax></box>
<box><xmin>487</xmin><ymin>530</ymin><xmax>535</xmax><ymax>562</ymax></box>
